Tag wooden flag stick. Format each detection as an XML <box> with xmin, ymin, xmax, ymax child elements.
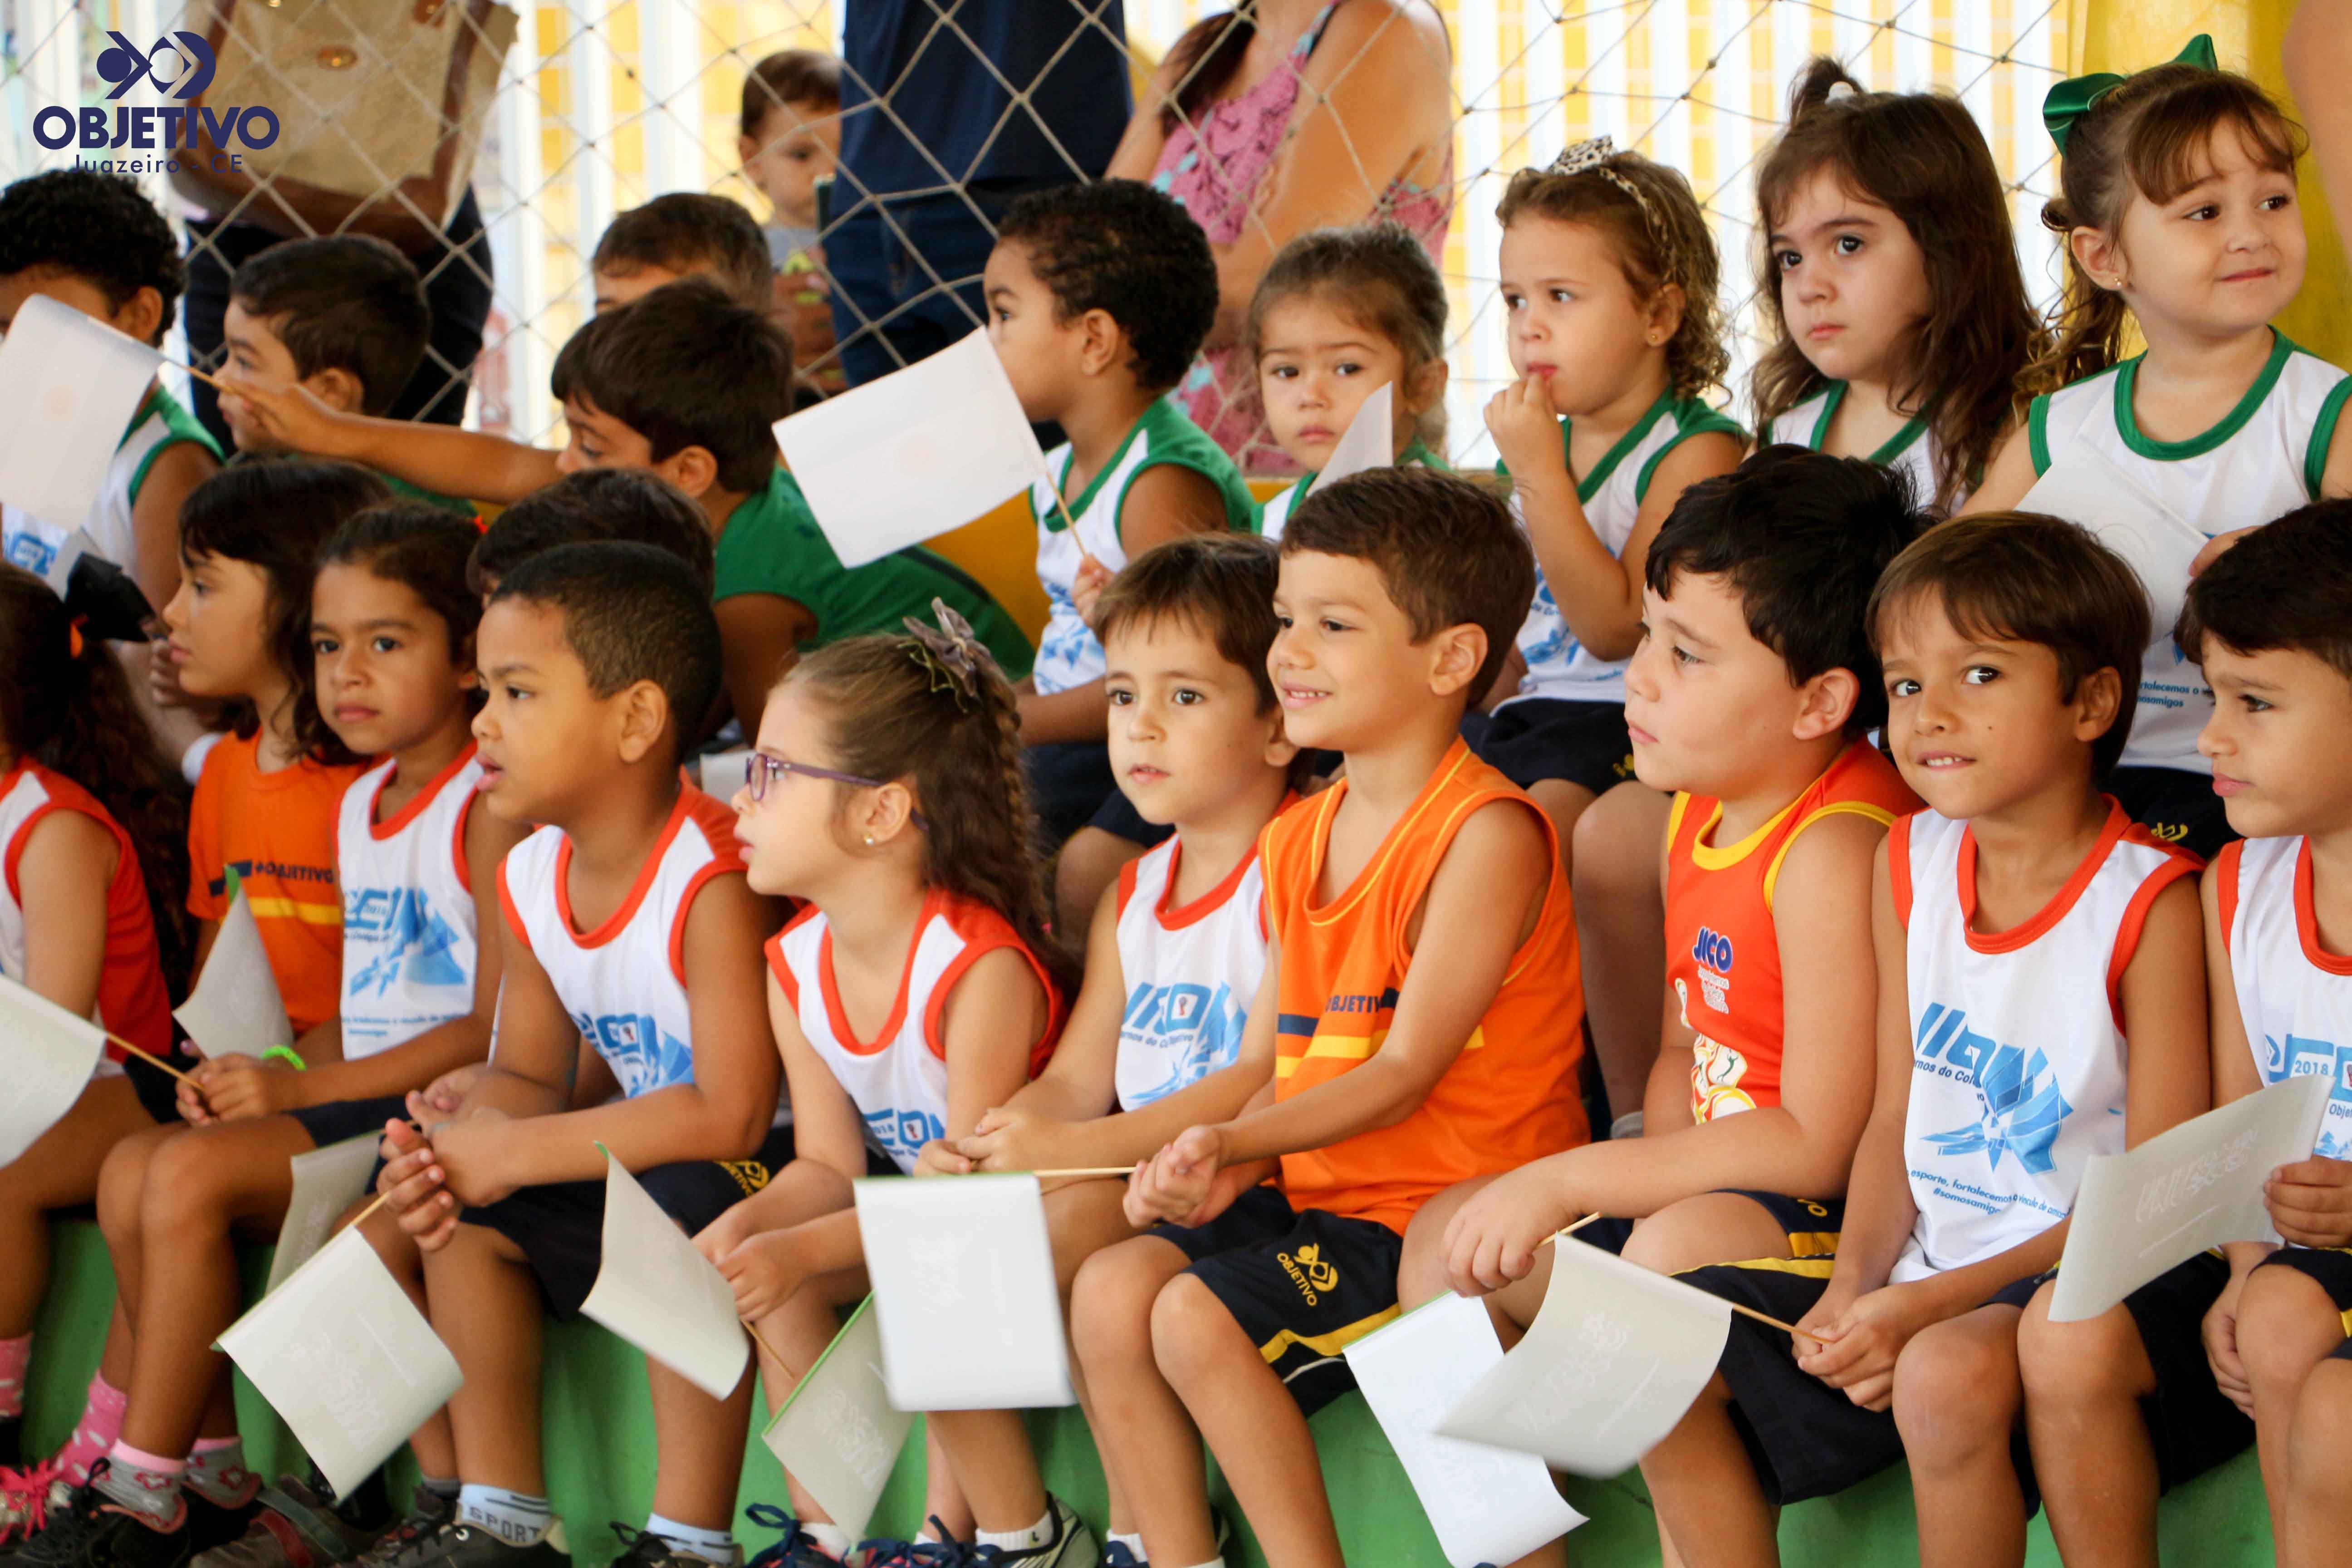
<box><xmin>108</xmin><ymin>1031</ymin><xmax>196</xmax><ymax>1085</ymax></box>
<box><xmin>1538</xmin><ymin>1211</ymin><xmax>1604</xmax><ymax>1249</ymax></box>
<box><xmin>336</xmin><ymin>1188</ymin><xmax>393</xmax><ymax>1237</ymax></box>
<box><xmin>745</xmin><ymin>1319</ymin><xmax>802</xmax><ymax>1384</ymax></box>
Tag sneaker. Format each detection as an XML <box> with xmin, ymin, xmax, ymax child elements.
<box><xmin>0</xmin><ymin>1465</ymin><xmax>64</xmax><ymax>1549</ymax></box>
<box><xmin>875</xmin><ymin>1499</ymin><xmax>1096</xmax><ymax>1568</ymax></box>
<box><xmin>179</xmin><ymin>1494</ymin><xmax>261</xmax><ymax>1563</ymax></box>
<box><xmin>1093</xmin><ymin>1509</ymin><xmax>1229</xmax><ymax>1568</ymax></box>
<box><xmin>0</xmin><ymin>1478</ymin><xmax>189</xmax><ymax>1568</ymax></box>
<box><xmin>347</xmin><ymin>1491</ymin><xmax>456</xmax><ymax>1568</ymax></box>
<box><xmin>742</xmin><ymin>1507</ymin><xmax>843</xmax><ymax>1568</ymax></box>
<box><xmin>0</xmin><ymin>1419</ymin><xmax>20</xmax><ymax>1472</ymax></box>
<box><xmin>368</xmin><ymin>1520</ymin><xmax>567</xmax><ymax>1568</ymax></box>
<box><xmin>190</xmin><ymin>1480</ymin><xmax>369</xmax><ymax>1568</ymax></box>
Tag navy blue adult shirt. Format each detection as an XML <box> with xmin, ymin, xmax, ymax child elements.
<box><xmin>837</xmin><ymin>0</ymin><xmax>1132</xmax><ymax>204</ymax></box>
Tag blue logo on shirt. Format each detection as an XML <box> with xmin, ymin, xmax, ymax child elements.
<box><xmin>574</xmin><ymin>1010</ymin><xmax>696</xmax><ymax>1096</ymax></box>
<box><xmin>3</xmin><ymin>530</ymin><xmax>57</xmax><ymax>577</ymax></box>
<box><xmin>345</xmin><ymin>886</ymin><xmax>464</xmax><ymax>997</ymax></box>
<box><xmin>1692</xmin><ymin>927</ymin><xmax>1735</xmax><ymax>974</ymax></box>
<box><xmin>1914</xmin><ymin>1003</ymin><xmax>2074</xmax><ymax>1175</ymax></box>
<box><xmin>2267</xmin><ymin>1032</ymin><xmax>2352</xmax><ymax>1158</ymax></box>
<box><xmin>865</xmin><ymin>1107</ymin><xmax>946</xmax><ymax>1164</ymax></box>
<box><xmin>1119</xmin><ymin>980</ymin><xmax>1246</xmax><ymax>1104</ymax></box>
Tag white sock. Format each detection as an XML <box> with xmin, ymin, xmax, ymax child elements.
<box><xmin>456</xmin><ymin>1485</ymin><xmax>554</xmax><ymax>1546</ymax></box>
<box><xmin>974</xmin><ymin>1507</ymin><xmax>1054</xmax><ymax>1553</ymax></box>
<box><xmin>646</xmin><ymin>1514</ymin><xmax>738</xmax><ymax>1565</ymax></box>
<box><xmin>800</xmin><ymin>1522</ymin><xmax>854</xmax><ymax>1560</ymax></box>
<box><xmin>1108</xmin><ymin>1532</ymin><xmax>1146</xmax><ymax>1560</ymax></box>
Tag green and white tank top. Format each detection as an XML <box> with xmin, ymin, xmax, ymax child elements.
<box><xmin>2</xmin><ymin>386</ymin><xmax>219</xmax><ymax>583</ymax></box>
<box><xmin>2023</xmin><ymin>332</ymin><xmax>2352</xmax><ymax>773</ymax></box>
<box><xmin>1504</xmin><ymin>392</ymin><xmax>1743</xmax><ymax>707</ymax></box>
<box><xmin>1029</xmin><ymin>399</ymin><xmax>1257</xmax><ymax>695</ymax></box>
<box><xmin>1256</xmin><ymin>438</ymin><xmax>1446</xmax><ymax>542</ymax></box>
<box><xmin>1766</xmin><ymin>381</ymin><xmax>1945</xmax><ymax>509</ymax></box>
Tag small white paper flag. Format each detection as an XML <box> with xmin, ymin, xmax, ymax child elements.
<box><xmin>1346</xmin><ymin>1293</ymin><xmax>1585</xmax><ymax>1568</ymax></box>
<box><xmin>175</xmin><ymin>884</ymin><xmax>293</xmax><ymax>1058</ymax></box>
<box><xmin>218</xmin><ymin>1227</ymin><xmax>462</xmax><ymax>1498</ymax></box>
<box><xmin>2050</xmin><ymin>1073</ymin><xmax>2332</xmax><ymax>1322</ymax></box>
<box><xmin>0</xmin><ymin>294</ymin><xmax>163</xmax><ymax>532</ymax></box>
<box><xmin>1441</xmin><ymin>1240</ymin><xmax>1732</xmax><ymax>1476</ymax></box>
<box><xmin>761</xmin><ymin>1296</ymin><xmax>913</xmax><ymax>1535</ymax></box>
<box><xmin>578</xmin><ymin>1147</ymin><xmax>751</xmax><ymax>1399</ymax></box>
<box><xmin>0</xmin><ymin>975</ymin><xmax>109</xmax><ymax>1165</ymax></box>
<box><xmin>853</xmin><ymin>1173</ymin><xmax>1074</xmax><ymax>1411</ymax></box>
<box><xmin>1313</xmin><ymin>383</ymin><xmax>1397</xmax><ymax>491</ymax></box>
<box><xmin>773</xmin><ymin>330</ymin><xmax>1048</xmax><ymax>568</ymax></box>
<box><xmin>267</xmin><ymin>1133</ymin><xmax>385</xmax><ymax>1294</ymax></box>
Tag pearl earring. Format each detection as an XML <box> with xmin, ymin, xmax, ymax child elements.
<box><xmin>863</xmin><ymin>834</ymin><xmax>875</xmax><ymax>846</ymax></box>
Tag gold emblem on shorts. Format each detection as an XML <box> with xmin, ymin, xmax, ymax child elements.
<box><xmin>1279</xmin><ymin>1243</ymin><xmax>1338</xmax><ymax>1304</ymax></box>
<box><xmin>719</xmin><ymin>1158</ymin><xmax>772</xmax><ymax>1197</ymax></box>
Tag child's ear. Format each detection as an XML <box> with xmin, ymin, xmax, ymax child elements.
<box><xmin>736</xmin><ymin>131</ymin><xmax>761</xmax><ymax>169</ymax></box>
<box><xmin>2069</xmin><ymin>226</ymin><xmax>2127</xmax><ymax>294</ymax></box>
<box><xmin>1076</xmin><ymin>307</ymin><xmax>1127</xmax><ymax>379</ymax></box>
<box><xmin>1261</xmin><ymin>704</ymin><xmax>1300</xmax><ymax>772</ymax></box>
<box><xmin>656</xmin><ymin>445</ymin><xmax>721</xmax><ymax>500</ymax></box>
<box><xmin>1791</xmin><ymin>666</ymin><xmax>1860</xmax><ymax>742</ymax></box>
<box><xmin>856</xmin><ymin>779</ymin><xmax>921</xmax><ymax>846</ymax></box>
<box><xmin>306</xmin><ymin>367</ymin><xmax>367</xmax><ymax>416</ymax></box>
<box><xmin>613</xmin><ymin>679</ymin><xmax>672</xmax><ymax>765</ymax></box>
<box><xmin>1645</xmin><ymin>282</ymin><xmax>1687</xmax><ymax>347</ymax></box>
<box><xmin>2072</xmin><ymin>665</ymin><xmax>2124</xmax><ymax>743</ymax></box>
<box><xmin>1426</xmin><ymin>622</ymin><xmax>1490</xmax><ymax>699</ymax></box>
<box><xmin>111</xmin><ymin>286</ymin><xmax>165</xmax><ymax>347</ymax></box>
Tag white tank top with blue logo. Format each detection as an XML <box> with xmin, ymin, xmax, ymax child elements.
<box><xmin>1112</xmin><ymin>830</ymin><xmax>1271</xmax><ymax>1112</ymax></box>
<box><xmin>2220</xmin><ymin>835</ymin><xmax>2352</xmax><ymax>1161</ymax></box>
<box><xmin>1889</xmin><ymin>804</ymin><xmax>2198</xmax><ymax>1284</ymax></box>
<box><xmin>337</xmin><ymin>748</ymin><xmax>482</xmax><ymax>1058</ymax></box>
<box><xmin>1506</xmin><ymin>392</ymin><xmax>1742</xmax><ymax>708</ymax></box>
<box><xmin>497</xmin><ymin>788</ymin><xmax>743</xmax><ymax>1098</ymax></box>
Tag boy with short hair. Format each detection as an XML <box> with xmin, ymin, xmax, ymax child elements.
<box><xmin>467</xmin><ymin>469</ymin><xmax>716</xmax><ymax>600</ymax></box>
<box><xmin>737</xmin><ymin>49</ymin><xmax>844</xmax><ymax>401</ymax></box>
<box><xmin>904</xmin><ymin>534</ymin><xmax>1299</xmax><ymax>1566</ymax></box>
<box><xmin>2185</xmin><ymin>504</ymin><xmax>2352</xmax><ymax>1568</ymax></box>
<box><xmin>590</xmin><ymin>193</ymin><xmax>774</xmax><ymax>315</ymax></box>
<box><xmin>226</xmin><ymin>279</ymin><xmax>1029</xmax><ymax>729</ymax></box>
<box><xmin>1071</xmin><ymin>466</ymin><xmax>1588</xmax><ymax>1568</ymax></box>
<box><xmin>375</xmin><ymin>542</ymin><xmax>784</xmax><ymax>1568</ymax></box>
<box><xmin>1644</xmin><ymin>512</ymin><xmax>2220</xmax><ymax>1568</ymax></box>
<box><xmin>984</xmin><ymin>179</ymin><xmax>1258</xmax><ymax>858</ymax></box>
<box><xmin>216</xmin><ymin>238</ymin><xmax>429</xmax><ymax>448</ymax></box>
<box><xmin>0</xmin><ymin>168</ymin><xmax>220</xmax><ymax>608</ymax></box>
<box><xmin>1433</xmin><ymin>449</ymin><xmax>1920</xmax><ymax>1318</ymax></box>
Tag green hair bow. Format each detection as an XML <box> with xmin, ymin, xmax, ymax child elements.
<box><xmin>2044</xmin><ymin>33</ymin><xmax>2218</xmax><ymax>153</ymax></box>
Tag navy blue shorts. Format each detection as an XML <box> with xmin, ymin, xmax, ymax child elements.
<box><xmin>1155</xmin><ymin>1185</ymin><xmax>1403</xmax><ymax>1418</ymax></box>
<box><xmin>462</xmin><ymin>1124</ymin><xmax>803</xmax><ymax>1317</ymax></box>
<box><xmin>1579</xmin><ymin>1189</ymin><xmax>1842</xmax><ymax>1260</ymax></box>
<box><xmin>2254</xmin><ymin>1246</ymin><xmax>2352</xmax><ymax>1359</ymax></box>
<box><xmin>287</xmin><ymin>1094</ymin><xmax>409</xmax><ymax>1150</ymax></box>
<box><xmin>1475</xmin><ymin>698</ymin><xmax>1637</xmax><ymax>798</ymax></box>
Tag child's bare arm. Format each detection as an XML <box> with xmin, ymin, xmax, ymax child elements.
<box><xmin>715</xmin><ymin>593</ymin><xmax>818</xmax><ymax>734</ymax></box>
<box><xmin>981</xmin><ymin>885</ymin><xmax>1130</xmax><ymax>1128</ymax></box>
<box><xmin>127</xmin><ymin>439</ymin><xmax>214</xmax><ymax>610</ymax></box>
<box><xmin>1122</xmin><ymin>464</ymin><xmax>1232</xmax><ymax>555</ymax></box>
<box><xmin>1956</xmin><ymin>426</ymin><xmax>2037</xmax><ymax>515</ymax></box>
<box><xmin>476</xmin><ymin>872</ymin><xmax>779</xmax><ymax>1186</ymax></box>
<box><xmin>226</xmin><ymin>377</ymin><xmax>562</xmax><ymax>503</ymax></box>
<box><xmin>2121</xmin><ymin>875</ymin><xmax>2211</xmax><ymax>1145</ymax></box>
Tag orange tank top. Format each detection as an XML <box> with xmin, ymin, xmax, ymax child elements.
<box><xmin>1664</xmin><ymin>740</ymin><xmax>1917</xmax><ymax>1123</ymax></box>
<box><xmin>1260</xmin><ymin>738</ymin><xmax>1588</xmax><ymax>1235</ymax></box>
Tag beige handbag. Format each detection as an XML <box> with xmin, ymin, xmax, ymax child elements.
<box><xmin>171</xmin><ymin>0</ymin><xmax>518</xmax><ymax>252</ymax></box>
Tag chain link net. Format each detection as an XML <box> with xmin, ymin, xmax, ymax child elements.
<box><xmin>2</xmin><ymin>0</ymin><xmax>2070</xmax><ymax>470</ymax></box>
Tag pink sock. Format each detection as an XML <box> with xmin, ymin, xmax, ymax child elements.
<box><xmin>56</xmin><ymin>1374</ymin><xmax>128</xmax><ymax>1485</ymax></box>
<box><xmin>0</xmin><ymin>1335</ymin><xmax>28</xmax><ymax>1421</ymax></box>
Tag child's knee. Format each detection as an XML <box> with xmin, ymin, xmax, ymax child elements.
<box><xmin>1071</xmin><ymin>1242</ymin><xmax>1168</xmax><ymax>1371</ymax></box>
<box><xmin>1147</xmin><ymin>1272</ymin><xmax>1244</xmax><ymax>1387</ymax></box>
<box><xmin>95</xmin><ymin>1127</ymin><xmax>169</xmax><ymax>1240</ymax></box>
<box><xmin>1621</xmin><ymin>1192</ymin><xmax>1795</xmax><ymax>1276</ymax></box>
<box><xmin>1894</xmin><ymin>1321</ymin><xmax>2021</xmax><ymax>1463</ymax></box>
<box><xmin>1396</xmin><ymin>1175</ymin><xmax>1494</xmax><ymax>1308</ymax></box>
<box><xmin>2015</xmin><ymin>1293</ymin><xmax>2147</xmax><ymax>1406</ymax></box>
<box><xmin>2238</xmin><ymin>1266</ymin><xmax>2342</xmax><ymax>1397</ymax></box>
<box><xmin>138</xmin><ymin>1127</ymin><xmax>241</xmax><ymax>1231</ymax></box>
